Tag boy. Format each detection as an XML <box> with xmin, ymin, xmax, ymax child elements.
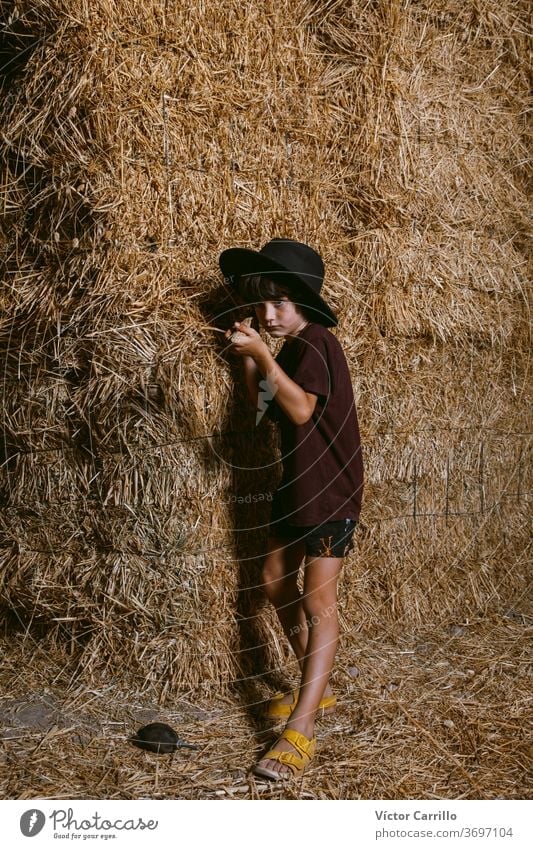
<box><xmin>219</xmin><ymin>239</ymin><xmax>364</xmax><ymax>780</ymax></box>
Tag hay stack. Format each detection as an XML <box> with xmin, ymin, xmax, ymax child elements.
<box><xmin>0</xmin><ymin>0</ymin><xmax>530</xmax><ymax>709</ymax></box>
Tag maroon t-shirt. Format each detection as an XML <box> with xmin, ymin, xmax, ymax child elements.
<box><xmin>265</xmin><ymin>323</ymin><xmax>364</xmax><ymax>525</ymax></box>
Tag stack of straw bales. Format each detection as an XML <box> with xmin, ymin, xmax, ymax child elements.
<box><xmin>0</xmin><ymin>0</ymin><xmax>530</xmax><ymax>703</ymax></box>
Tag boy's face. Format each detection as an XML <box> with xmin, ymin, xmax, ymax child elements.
<box><xmin>253</xmin><ymin>295</ymin><xmax>307</xmax><ymax>340</ymax></box>
<box><xmin>248</xmin><ymin>276</ymin><xmax>308</xmax><ymax>341</ymax></box>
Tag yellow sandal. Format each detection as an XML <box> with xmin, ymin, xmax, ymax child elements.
<box><xmin>267</xmin><ymin>689</ymin><xmax>337</xmax><ymax>719</ymax></box>
<box><xmin>252</xmin><ymin>728</ymin><xmax>316</xmax><ymax>781</ymax></box>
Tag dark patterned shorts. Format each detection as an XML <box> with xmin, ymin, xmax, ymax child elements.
<box><xmin>269</xmin><ymin>513</ymin><xmax>357</xmax><ymax>558</ymax></box>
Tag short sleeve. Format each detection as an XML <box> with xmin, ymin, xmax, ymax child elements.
<box><xmin>291</xmin><ymin>334</ymin><xmax>331</xmax><ymax>400</ymax></box>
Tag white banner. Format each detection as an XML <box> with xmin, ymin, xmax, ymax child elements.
<box><xmin>2</xmin><ymin>799</ymin><xmax>531</xmax><ymax>848</ymax></box>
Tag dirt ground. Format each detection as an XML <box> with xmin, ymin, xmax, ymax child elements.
<box><xmin>1</xmin><ymin>610</ymin><xmax>531</xmax><ymax>801</ymax></box>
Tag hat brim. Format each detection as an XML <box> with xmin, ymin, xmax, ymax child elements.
<box><xmin>219</xmin><ymin>247</ymin><xmax>338</xmax><ymax>328</ymax></box>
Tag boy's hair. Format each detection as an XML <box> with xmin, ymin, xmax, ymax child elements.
<box><xmin>236</xmin><ymin>274</ymin><xmax>311</xmax><ymax>318</ymax></box>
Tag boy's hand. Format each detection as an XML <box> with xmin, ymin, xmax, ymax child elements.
<box><xmin>225</xmin><ymin>320</ymin><xmax>268</xmax><ymax>360</ymax></box>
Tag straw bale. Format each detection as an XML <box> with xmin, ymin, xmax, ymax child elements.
<box><xmin>0</xmin><ymin>0</ymin><xmax>531</xmax><ymax>797</ymax></box>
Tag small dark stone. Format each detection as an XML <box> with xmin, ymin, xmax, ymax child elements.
<box><xmin>130</xmin><ymin>722</ymin><xmax>197</xmax><ymax>755</ymax></box>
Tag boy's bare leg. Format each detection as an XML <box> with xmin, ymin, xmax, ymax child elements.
<box><xmin>261</xmin><ymin>536</ymin><xmax>305</xmax><ymax>650</ymax></box>
<box><xmin>261</xmin><ymin>537</ymin><xmax>334</xmax><ymax>702</ymax></box>
<box><xmin>257</xmin><ymin>553</ymin><xmax>343</xmax><ymax>777</ymax></box>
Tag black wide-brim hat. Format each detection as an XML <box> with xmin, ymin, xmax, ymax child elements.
<box><xmin>219</xmin><ymin>238</ymin><xmax>338</xmax><ymax>328</ymax></box>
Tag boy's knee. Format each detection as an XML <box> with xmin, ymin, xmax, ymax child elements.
<box><xmin>261</xmin><ymin>558</ymin><xmax>298</xmax><ymax>602</ymax></box>
<box><xmin>302</xmin><ymin>593</ymin><xmax>337</xmax><ymax>624</ymax></box>
<box><xmin>261</xmin><ymin>559</ymin><xmax>280</xmax><ymax>588</ymax></box>
<box><xmin>261</xmin><ymin>562</ymin><xmax>284</xmax><ymax>601</ymax></box>
<box><xmin>301</xmin><ymin>596</ymin><xmax>320</xmax><ymax>622</ymax></box>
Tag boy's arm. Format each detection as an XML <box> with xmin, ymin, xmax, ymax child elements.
<box><xmin>226</xmin><ymin>321</ymin><xmax>317</xmax><ymax>426</ymax></box>
<box><xmin>241</xmin><ymin>355</ymin><xmax>260</xmax><ymax>408</ymax></box>
<box><xmin>253</xmin><ymin>348</ymin><xmax>317</xmax><ymax>426</ymax></box>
